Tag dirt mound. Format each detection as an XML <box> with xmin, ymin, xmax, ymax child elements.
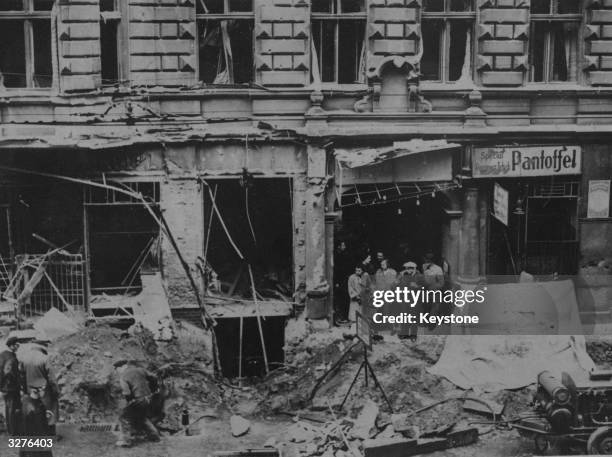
<box><xmin>586</xmin><ymin>336</ymin><xmax>612</xmax><ymax>368</ymax></box>
<box><xmin>49</xmin><ymin>322</ymin><xmax>220</xmax><ymax>428</ymax></box>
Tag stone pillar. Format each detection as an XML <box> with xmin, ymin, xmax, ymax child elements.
<box><xmin>458</xmin><ymin>187</ymin><xmax>480</xmax><ymax>279</ymax></box>
<box><xmin>160</xmin><ymin>178</ymin><xmax>203</xmax><ymax>309</ymax></box>
<box><xmin>441</xmin><ymin>190</ymin><xmax>463</xmax><ymax>281</ymax></box>
<box><xmin>304</xmin><ymin>145</ymin><xmax>330</xmax><ymax>320</ymax></box>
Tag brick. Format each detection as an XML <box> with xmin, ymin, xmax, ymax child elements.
<box><xmin>480</xmin><ymin>8</ymin><xmax>528</xmax><ymax>23</ymax></box>
<box><xmin>259</xmin><ymin>70</ymin><xmax>307</xmax><ymax>85</ymax></box>
<box><xmin>130</xmin><ymin>5</ymin><xmax>193</xmax><ymax>21</ymax></box>
<box><xmin>61</xmin><ymin>40</ymin><xmax>100</xmax><ymax>57</ymax></box>
<box><xmin>160</xmin><ymin>22</ymin><xmax>179</xmax><ymax>38</ymax></box>
<box><xmin>496</xmin><ymin>0</ymin><xmax>515</xmax><ymax>6</ymax></box>
<box><xmin>591</xmin><ymin>10</ymin><xmax>612</xmax><ymax>24</ymax></box>
<box><xmin>60</xmin><ymin>5</ymin><xmax>99</xmax><ymax>22</ymax></box>
<box><xmin>590</xmin><ymin>70</ymin><xmax>612</xmax><ymax>85</ymax></box>
<box><xmin>602</xmin><ymin>25</ymin><xmax>612</xmax><ymax>39</ymax></box>
<box><xmin>260</xmin><ymin>5</ymin><xmax>308</xmax><ymax>22</ymax></box>
<box><xmin>578</xmin><ymin>96</ymin><xmax>612</xmax><ymax>113</ymax></box>
<box><xmin>494</xmin><ymin>55</ymin><xmax>513</xmax><ymax>69</ymax></box>
<box><xmin>58</xmin><ymin>23</ymin><xmax>100</xmax><ymax>40</ymax></box>
<box><xmin>130</xmin><ymin>71</ymin><xmax>195</xmax><ymax>86</ymax></box>
<box><xmin>386</xmin><ymin>23</ymin><xmax>404</xmax><ymax>37</ymax></box>
<box><xmin>480</xmin><ymin>40</ymin><xmax>524</xmax><ymax>55</ymax></box>
<box><xmin>130</xmin><ymin>23</ymin><xmax>160</xmax><ymax>38</ymax></box>
<box><xmin>131</xmin><ymin>55</ymin><xmax>162</xmax><ymax>71</ymax></box>
<box><xmin>61</xmin><ymin>74</ymin><xmax>99</xmax><ymax>92</ymax></box>
<box><xmin>131</xmin><ymin>39</ymin><xmax>194</xmax><ymax>55</ymax></box>
<box><xmin>61</xmin><ymin>56</ymin><xmax>101</xmax><ymax>74</ymax></box>
<box><xmin>273</xmin><ymin>22</ymin><xmax>293</xmax><ymax>37</ymax></box>
<box><xmin>371</xmin><ymin>6</ymin><xmax>417</xmax><ymax>22</ymax></box>
<box><xmin>590</xmin><ymin>40</ymin><xmax>612</xmax><ymax>54</ymax></box>
<box><xmin>273</xmin><ymin>55</ymin><xmax>293</xmax><ymax>69</ymax></box>
<box><xmin>371</xmin><ymin>39</ymin><xmax>416</xmax><ymax>54</ymax></box>
<box><xmin>599</xmin><ymin>56</ymin><xmax>612</xmax><ymax>69</ymax></box>
<box><xmin>495</xmin><ymin>24</ymin><xmax>513</xmax><ymax>39</ymax></box>
<box><xmin>480</xmin><ymin>70</ymin><xmax>524</xmax><ymax>85</ymax></box>
<box><xmin>162</xmin><ymin>55</ymin><xmax>179</xmax><ymax>70</ymax></box>
<box><xmin>260</xmin><ymin>38</ymin><xmax>305</xmax><ymax>54</ymax></box>
<box><xmin>255</xmin><ymin>55</ymin><xmax>273</xmax><ymax>70</ymax></box>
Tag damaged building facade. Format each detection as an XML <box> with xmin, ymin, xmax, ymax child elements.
<box><xmin>1</xmin><ymin>0</ymin><xmax>612</xmax><ymax>375</ymax></box>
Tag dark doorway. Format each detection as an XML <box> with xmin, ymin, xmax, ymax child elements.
<box><xmin>338</xmin><ymin>192</ymin><xmax>446</xmax><ymax>272</ymax></box>
<box><xmin>215</xmin><ymin>316</ymin><xmax>286</xmax><ymax>378</ymax></box>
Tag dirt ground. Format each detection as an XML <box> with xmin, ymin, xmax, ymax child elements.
<box><xmin>2</xmin><ymin>319</ymin><xmax>612</xmax><ymax>456</ymax></box>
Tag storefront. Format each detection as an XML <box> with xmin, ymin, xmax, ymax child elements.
<box><xmin>472</xmin><ymin>145</ymin><xmax>582</xmax><ymax>277</ymax></box>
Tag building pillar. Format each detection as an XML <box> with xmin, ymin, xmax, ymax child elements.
<box><xmin>304</xmin><ymin>145</ymin><xmax>330</xmax><ymax>320</ymax></box>
<box><xmin>441</xmin><ymin>190</ymin><xmax>463</xmax><ymax>281</ymax></box>
<box><xmin>458</xmin><ymin>187</ymin><xmax>480</xmax><ymax>279</ymax></box>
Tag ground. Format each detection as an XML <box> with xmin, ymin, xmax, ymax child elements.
<box><xmin>1</xmin><ymin>320</ymin><xmax>612</xmax><ymax>456</ymax></box>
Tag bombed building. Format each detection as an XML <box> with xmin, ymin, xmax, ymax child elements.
<box><xmin>1</xmin><ymin>0</ymin><xmax>612</xmax><ymax>378</ymax></box>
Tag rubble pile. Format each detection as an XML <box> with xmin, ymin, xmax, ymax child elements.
<box><xmin>48</xmin><ymin>322</ymin><xmax>222</xmax><ymax>428</ymax></box>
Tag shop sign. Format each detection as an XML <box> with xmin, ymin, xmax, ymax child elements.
<box><xmin>587</xmin><ymin>180</ymin><xmax>611</xmax><ymax>219</ymax></box>
<box><xmin>493</xmin><ymin>183</ymin><xmax>509</xmax><ymax>226</ymax></box>
<box><xmin>472</xmin><ymin>146</ymin><xmax>581</xmax><ymax>178</ymax></box>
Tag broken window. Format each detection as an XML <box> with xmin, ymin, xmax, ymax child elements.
<box><xmin>312</xmin><ymin>0</ymin><xmax>366</xmax><ymax>84</ymax></box>
<box><xmin>421</xmin><ymin>0</ymin><xmax>474</xmax><ymax>83</ymax></box>
<box><xmin>85</xmin><ymin>182</ymin><xmax>161</xmax><ymax>295</ymax></box>
<box><xmin>99</xmin><ymin>0</ymin><xmax>124</xmax><ymax>85</ymax></box>
<box><xmin>0</xmin><ymin>0</ymin><xmax>52</xmax><ymax>88</ymax></box>
<box><xmin>529</xmin><ymin>0</ymin><xmax>579</xmax><ymax>82</ymax></box>
<box><xmin>197</xmin><ymin>0</ymin><xmax>254</xmax><ymax>84</ymax></box>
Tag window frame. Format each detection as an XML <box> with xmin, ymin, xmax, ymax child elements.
<box><xmin>421</xmin><ymin>0</ymin><xmax>476</xmax><ymax>84</ymax></box>
<box><xmin>99</xmin><ymin>0</ymin><xmax>129</xmax><ymax>87</ymax></box>
<box><xmin>311</xmin><ymin>0</ymin><xmax>367</xmax><ymax>85</ymax></box>
<box><xmin>0</xmin><ymin>0</ymin><xmax>53</xmax><ymax>89</ymax></box>
<box><xmin>528</xmin><ymin>0</ymin><xmax>581</xmax><ymax>84</ymax></box>
<box><xmin>196</xmin><ymin>0</ymin><xmax>255</xmax><ymax>85</ymax></box>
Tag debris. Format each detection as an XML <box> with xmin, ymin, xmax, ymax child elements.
<box><xmin>351</xmin><ymin>399</ymin><xmax>379</xmax><ymax>440</ymax></box>
<box><xmin>363</xmin><ymin>438</ymin><xmax>417</xmax><ymax>457</ymax></box>
<box><xmin>33</xmin><ymin>307</ymin><xmax>81</xmax><ymax>341</ymax></box>
<box><xmin>230</xmin><ymin>415</ymin><xmax>251</xmax><ymax>437</ymax></box>
<box><xmin>462</xmin><ymin>397</ymin><xmax>504</xmax><ymax>418</ymax></box>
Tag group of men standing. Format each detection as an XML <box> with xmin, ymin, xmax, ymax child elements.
<box><xmin>335</xmin><ymin>243</ymin><xmax>449</xmax><ymax>335</ymax></box>
<box><xmin>0</xmin><ymin>336</ymin><xmax>57</xmax><ymax>456</ymax></box>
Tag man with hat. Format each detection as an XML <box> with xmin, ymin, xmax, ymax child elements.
<box><xmin>19</xmin><ymin>339</ymin><xmax>59</xmax><ymax>437</ymax></box>
<box><xmin>397</xmin><ymin>261</ymin><xmax>424</xmax><ymax>340</ymax></box>
<box><xmin>0</xmin><ymin>336</ymin><xmax>22</xmax><ymax>435</ymax></box>
<box><xmin>114</xmin><ymin>359</ymin><xmax>161</xmax><ymax>447</ymax></box>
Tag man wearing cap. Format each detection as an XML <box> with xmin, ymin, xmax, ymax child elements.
<box><xmin>397</xmin><ymin>262</ymin><xmax>424</xmax><ymax>340</ymax></box>
<box><xmin>114</xmin><ymin>360</ymin><xmax>160</xmax><ymax>447</ymax></box>
<box><xmin>0</xmin><ymin>336</ymin><xmax>22</xmax><ymax>435</ymax></box>
<box><xmin>19</xmin><ymin>340</ymin><xmax>59</xmax><ymax>437</ymax></box>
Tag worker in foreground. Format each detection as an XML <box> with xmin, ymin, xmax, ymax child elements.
<box><xmin>19</xmin><ymin>385</ymin><xmax>53</xmax><ymax>457</ymax></box>
<box><xmin>0</xmin><ymin>336</ymin><xmax>22</xmax><ymax>435</ymax></box>
<box><xmin>114</xmin><ymin>359</ymin><xmax>161</xmax><ymax>447</ymax></box>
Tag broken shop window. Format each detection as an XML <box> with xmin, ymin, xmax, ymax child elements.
<box><xmin>530</xmin><ymin>0</ymin><xmax>579</xmax><ymax>83</ymax></box>
<box><xmin>0</xmin><ymin>1</ymin><xmax>53</xmax><ymax>89</ymax></box>
<box><xmin>311</xmin><ymin>0</ymin><xmax>366</xmax><ymax>84</ymax></box>
<box><xmin>201</xmin><ymin>179</ymin><xmax>293</xmax><ymax>302</ymax></box>
<box><xmin>421</xmin><ymin>0</ymin><xmax>474</xmax><ymax>83</ymax></box>
<box><xmin>84</xmin><ymin>182</ymin><xmax>161</xmax><ymax>296</ymax></box>
<box><xmin>197</xmin><ymin>0</ymin><xmax>254</xmax><ymax>84</ymax></box>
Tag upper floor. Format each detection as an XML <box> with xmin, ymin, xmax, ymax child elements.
<box><xmin>3</xmin><ymin>0</ymin><xmax>612</xmax><ymax>132</ymax></box>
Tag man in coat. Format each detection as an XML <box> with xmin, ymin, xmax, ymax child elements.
<box><xmin>0</xmin><ymin>336</ymin><xmax>22</xmax><ymax>435</ymax></box>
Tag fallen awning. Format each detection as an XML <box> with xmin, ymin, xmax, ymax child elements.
<box><xmin>335</xmin><ymin>139</ymin><xmax>460</xmax><ymax>169</ymax></box>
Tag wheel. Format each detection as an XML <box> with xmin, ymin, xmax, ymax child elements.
<box><xmin>587</xmin><ymin>427</ymin><xmax>612</xmax><ymax>455</ymax></box>
<box><xmin>534</xmin><ymin>435</ymin><xmax>550</xmax><ymax>454</ymax></box>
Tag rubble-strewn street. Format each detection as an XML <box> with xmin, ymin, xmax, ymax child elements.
<box><xmin>3</xmin><ymin>312</ymin><xmax>612</xmax><ymax>456</ymax></box>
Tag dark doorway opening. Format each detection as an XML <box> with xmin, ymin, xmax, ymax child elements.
<box><xmin>337</xmin><ymin>192</ymin><xmax>446</xmax><ymax>272</ymax></box>
<box><xmin>215</xmin><ymin>316</ymin><xmax>286</xmax><ymax>378</ymax></box>
<box><xmin>202</xmin><ymin>178</ymin><xmax>293</xmax><ymax>299</ymax></box>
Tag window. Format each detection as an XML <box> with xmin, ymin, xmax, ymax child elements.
<box><xmin>0</xmin><ymin>0</ymin><xmax>53</xmax><ymax>88</ymax></box>
<box><xmin>99</xmin><ymin>0</ymin><xmax>124</xmax><ymax>85</ymax></box>
<box><xmin>197</xmin><ymin>0</ymin><xmax>254</xmax><ymax>84</ymax></box>
<box><xmin>529</xmin><ymin>0</ymin><xmax>580</xmax><ymax>83</ymax></box>
<box><xmin>312</xmin><ymin>0</ymin><xmax>366</xmax><ymax>84</ymax></box>
<box><xmin>421</xmin><ymin>0</ymin><xmax>474</xmax><ymax>83</ymax></box>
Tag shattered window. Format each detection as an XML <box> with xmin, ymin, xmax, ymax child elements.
<box><xmin>99</xmin><ymin>0</ymin><xmax>125</xmax><ymax>85</ymax></box>
<box><xmin>197</xmin><ymin>0</ymin><xmax>254</xmax><ymax>84</ymax></box>
<box><xmin>529</xmin><ymin>0</ymin><xmax>579</xmax><ymax>82</ymax></box>
<box><xmin>311</xmin><ymin>0</ymin><xmax>366</xmax><ymax>84</ymax></box>
<box><xmin>0</xmin><ymin>0</ymin><xmax>52</xmax><ymax>88</ymax></box>
<box><xmin>421</xmin><ymin>0</ymin><xmax>475</xmax><ymax>83</ymax></box>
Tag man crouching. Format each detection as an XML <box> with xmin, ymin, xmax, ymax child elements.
<box><xmin>113</xmin><ymin>360</ymin><xmax>161</xmax><ymax>447</ymax></box>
